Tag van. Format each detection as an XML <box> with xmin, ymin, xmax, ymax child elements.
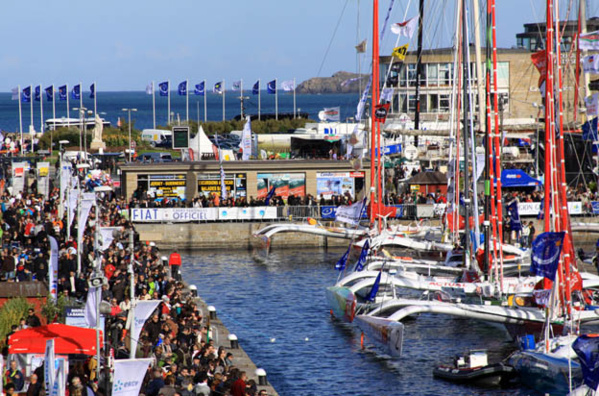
<box><xmin>141</xmin><ymin>129</ymin><xmax>172</xmax><ymax>147</ymax></box>
<box><xmin>138</xmin><ymin>152</ymin><xmax>173</xmax><ymax>163</ymax></box>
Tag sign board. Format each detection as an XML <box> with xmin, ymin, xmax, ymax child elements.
<box><xmin>172</xmin><ymin>126</ymin><xmax>190</xmax><ymax>149</ymax></box>
<box><xmin>130</xmin><ymin>207</ymin><xmax>277</xmax><ymax>222</ymax></box>
<box><xmin>410</xmin><ymin>185</ymin><xmax>420</xmax><ymax>191</ymax></box>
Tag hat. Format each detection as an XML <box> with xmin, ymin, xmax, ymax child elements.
<box><xmin>149</xmin><ymin>242</ymin><xmax>156</xmax><ymax>247</ymax></box>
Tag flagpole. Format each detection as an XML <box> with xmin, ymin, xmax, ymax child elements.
<box><xmin>18</xmin><ymin>85</ymin><xmax>23</xmax><ymax>153</ymax></box>
<box><xmin>222</xmin><ymin>78</ymin><xmax>226</xmax><ymax>121</ymax></box>
<box><xmin>29</xmin><ymin>86</ymin><xmax>34</xmax><ymax>138</ymax></box>
<box><xmin>79</xmin><ymin>81</ymin><xmax>83</xmax><ymax>114</ymax></box>
<box><xmin>152</xmin><ymin>81</ymin><xmax>156</xmax><ymax>129</ymax></box>
<box><xmin>66</xmin><ymin>84</ymin><xmax>70</xmax><ymax>127</ymax></box>
<box><xmin>168</xmin><ymin>79</ymin><xmax>171</xmax><ymax>125</ymax></box>
<box><xmin>40</xmin><ymin>84</ymin><xmax>44</xmax><ymax>134</ymax></box>
<box><xmin>203</xmin><ymin>80</ymin><xmax>207</xmax><ymax>122</ymax></box>
<box><xmin>186</xmin><ymin>79</ymin><xmax>189</xmax><ymax>123</ymax></box>
<box><xmin>240</xmin><ymin>79</ymin><xmax>244</xmax><ymax>117</ymax></box>
<box><xmin>275</xmin><ymin>78</ymin><xmax>278</xmax><ymax>120</ymax></box>
<box><xmin>52</xmin><ymin>85</ymin><xmax>56</xmax><ymax>127</ymax></box>
<box><xmin>293</xmin><ymin>78</ymin><xmax>297</xmax><ymax>119</ymax></box>
<box><xmin>94</xmin><ymin>81</ymin><xmax>97</xmax><ymax>116</ymax></box>
<box><xmin>258</xmin><ymin>79</ymin><xmax>261</xmax><ymax>121</ymax></box>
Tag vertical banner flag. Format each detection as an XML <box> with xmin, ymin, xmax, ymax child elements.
<box><xmin>34</xmin><ymin>86</ymin><xmax>41</xmax><ymax>102</ymax></box>
<box><xmin>78</xmin><ymin>193</ymin><xmax>96</xmax><ymax>244</ymax></box>
<box><xmin>354</xmin><ymin>239</ymin><xmax>370</xmax><ymax>271</ymax></box>
<box><xmin>281</xmin><ymin>80</ymin><xmax>295</xmax><ymax>92</ymax></box>
<box><xmin>22</xmin><ymin>86</ymin><xmax>31</xmax><ymax>103</ymax></box>
<box><xmin>194</xmin><ymin>82</ymin><xmax>205</xmax><ymax>96</ymax></box>
<box><xmin>45</xmin><ymin>86</ymin><xmax>54</xmax><ymax>101</ymax></box>
<box><xmin>45</xmin><ymin>339</ymin><xmax>56</xmax><ymax>394</ymax></box>
<box><xmin>84</xmin><ymin>286</ymin><xmax>98</xmax><ymax>327</ymax></box>
<box><xmin>178</xmin><ymin>81</ymin><xmax>187</xmax><ymax>96</ymax></box>
<box><xmin>220</xmin><ymin>166</ymin><xmax>227</xmax><ymax>200</ymax></box>
<box><xmin>336</xmin><ymin>198</ymin><xmax>367</xmax><ymax>225</ymax></box>
<box><xmin>507</xmin><ymin>200</ymin><xmax>521</xmax><ymax>232</ymax></box>
<box><xmin>130</xmin><ymin>300</ymin><xmax>161</xmax><ymax>356</ymax></box>
<box><xmin>11</xmin><ymin>87</ymin><xmax>19</xmax><ymax>101</ymax></box>
<box><xmin>374</xmin><ymin>103</ymin><xmax>391</xmax><ymax>122</ymax></box>
<box><xmin>49</xmin><ymin>236</ymin><xmax>59</xmax><ymax>299</ymax></box>
<box><xmin>58</xmin><ymin>85</ymin><xmax>67</xmax><ymax>101</ymax></box>
<box><xmin>586</xmin><ymin>93</ymin><xmax>599</xmax><ymax>117</ymax></box>
<box><xmin>335</xmin><ymin>246</ymin><xmax>350</xmax><ymax>271</ymax></box>
<box><xmin>366</xmin><ymin>270</ymin><xmax>382</xmax><ymax>301</ymax></box>
<box><xmin>50</xmin><ymin>358</ymin><xmax>66</xmax><ymax>396</ymax></box>
<box><xmin>232</xmin><ymin>80</ymin><xmax>242</xmax><ymax>91</ymax></box>
<box><xmin>240</xmin><ymin>116</ymin><xmax>252</xmax><ymax>161</ymax></box>
<box><xmin>90</xmin><ymin>83</ymin><xmax>95</xmax><ymax>99</ymax></box>
<box><xmin>267</xmin><ymin>80</ymin><xmax>276</xmax><ymax>94</ymax></box>
<box><xmin>71</xmin><ymin>84</ymin><xmax>81</xmax><ymax>100</ymax></box>
<box><xmin>579</xmin><ymin>30</ymin><xmax>599</xmax><ymax>51</ymax></box>
<box><xmin>391</xmin><ymin>15</ymin><xmax>419</xmax><ymax>38</ymax></box>
<box><xmin>531</xmin><ymin>50</ymin><xmax>547</xmax><ymax>89</ymax></box>
<box><xmin>213</xmin><ymin>81</ymin><xmax>223</xmax><ymax>94</ymax></box>
<box><xmin>252</xmin><ymin>81</ymin><xmax>260</xmax><ymax>95</ymax></box>
<box><xmin>264</xmin><ymin>186</ymin><xmax>276</xmax><ymax>206</ymax></box>
<box><xmin>112</xmin><ymin>358</ymin><xmax>154</xmax><ymax>396</ymax></box>
<box><xmin>530</xmin><ymin>231</ymin><xmax>565</xmax><ymax>281</ymax></box>
<box><xmin>159</xmin><ymin>81</ymin><xmax>169</xmax><ymax>96</ymax></box>
<box><xmin>145</xmin><ymin>82</ymin><xmax>153</xmax><ymax>95</ymax></box>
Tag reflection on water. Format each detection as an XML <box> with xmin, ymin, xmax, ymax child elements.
<box><xmin>181</xmin><ymin>248</ymin><xmax>536</xmax><ymax>396</ymax></box>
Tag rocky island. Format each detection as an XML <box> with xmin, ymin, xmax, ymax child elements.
<box><xmin>296</xmin><ymin>71</ymin><xmax>368</xmax><ymax>94</ymax></box>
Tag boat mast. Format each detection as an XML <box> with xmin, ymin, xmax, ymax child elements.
<box><xmin>483</xmin><ymin>0</ymin><xmax>492</xmax><ymax>277</ymax></box>
<box><xmin>370</xmin><ymin>0</ymin><xmax>380</xmax><ymax>227</ymax></box>
<box><xmin>461</xmin><ymin>0</ymin><xmax>471</xmax><ymax>268</ymax></box>
<box><xmin>414</xmin><ymin>0</ymin><xmax>424</xmax><ymax>148</ymax></box>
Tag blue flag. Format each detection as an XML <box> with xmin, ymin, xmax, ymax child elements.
<box><xmin>267</xmin><ymin>80</ymin><xmax>276</xmax><ymax>94</ymax></box>
<box><xmin>21</xmin><ymin>86</ymin><xmax>31</xmax><ymax>103</ymax></box>
<box><xmin>58</xmin><ymin>85</ymin><xmax>67</xmax><ymax>101</ymax></box>
<box><xmin>34</xmin><ymin>86</ymin><xmax>41</xmax><ymax>102</ymax></box>
<box><xmin>583</xmin><ymin>117</ymin><xmax>598</xmax><ymax>142</ymax></box>
<box><xmin>538</xmin><ymin>198</ymin><xmax>545</xmax><ymax>220</ymax></box>
<box><xmin>354</xmin><ymin>239</ymin><xmax>370</xmax><ymax>271</ymax></box>
<box><xmin>178</xmin><ymin>81</ymin><xmax>187</xmax><ymax>96</ymax></box>
<box><xmin>507</xmin><ymin>200</ymin><xmax>521</xmax><ymax>232</ymax></box>
<box><xmin>530</xmin><ymin>231</ymin><xmax>565</xmax><ymax>281</ymax></box>
<box><xmin>194</xmin><ymin>82</ymin><xmax>205</xmax><ymax>96</ymax></box>
<box><xmin>71</xmin><ymin>84</ymin><xmax>80</xmax><ymax>100</ymax></box>
<box><xmin>213</xmin><ymin>81</ymin><xmax>223</xmax><ymax>94</ymax></box>
<box><xmin>573</xmin><ymin>335</ymin><xmax>599</xmax><ymax>391</ymax></box>
<box><xmin>45</xmin><ymin>86</ymin><xmax>53</xmax><ymax>102</ymax></box>
<box><xmin>366</xmin><ymin>270</ymin><xmax>382</xmax><ymax>302</ymax></box>
<box><xmin>252</xmin><ymin>81</ymin><xmax>260</xmax><ymax>95</ymax></box>
<box><xmin>89</xmin><ymin>83</ymin><xmax>95</xmax><ymax>99</ymax></box>
<box><xmin>159</xmin><ymin>81</ymin><xmax>169</xmax><ymax>96</ymax></box>
<box><xmin>264</xmin><ymin>186</ymin><xmax>276</xmax><ymax>206</ymax></box>
<box><xmin>335</xmin><ymin>246</ymin><xmax>350</xmax><ymax>271</ymax></box>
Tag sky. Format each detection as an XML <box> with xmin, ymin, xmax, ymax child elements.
<box><xmin>1</xmin><ymin>0</ymin><xmax>597</xmax><ymax>91</ymax></box>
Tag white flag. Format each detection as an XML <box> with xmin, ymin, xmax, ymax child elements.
<box><xmin>11</xmin><ymin>87</ymin><xmax>19</xmax><ymax>101</ymax></box>
<box><xmin>231</xmin><ymin>80</ymin><xmax>242</xmax><ymax>91</ymax></box>
<box><xmin>130</xmin><ymin>300</ymin><xmax>161</xmax><ymax>356</ymax></box>
<box><xmin>391</xmin><ymin>15</ymin><xmax>419</xmax><ymax>38</ymax></box>
<box><xmin>583</xmin><ymin>55</ymin><xmax>599</xmax><ymax>74</ymax></box>
<box><xmin>336</xmin><ymin>199</ymin><xmax>366</xmax><ymax>226</ymax></box>
<box><xmin>49</xmin><ymin>236</ymin><xmax>59</xmax><ymax>299</ymax></box>
<box><xmin>45</xmin><ymin>340</ymin><xmax>56</xmax><ymax>394</ymax></box>
<box><xmin>586</xmin><ymin>93</ymin><xmax>599</xmax><ymax>116</ymax></box>
<box><xmin>100</xmin><ymin>227</ymin><xmax>122</xmax><ymax>251</ymax></box>
<box><xmin>112</xmin><ymin>359</ymin><xmax>154</xmax><ymax>396</ymax></box>
<box><xmin>381</xmin><ymin>88</ymin><xmax>394</xmax><ymax>102</ymax></box>
<box><xmin>579</xmin><ymin>30</ymin><xmax>599</xmax><ymax>51</ymax></box>
<box><xmin>321</xmin><ymin>107</ymin><xmax>341</xmax><ymax>122</ymax></box>
<box><xmin>145</xmin><ymin>83</ymin><xmax>153</xmax><ymax>95</ymax></box>
<box><xmin>281</xmin><ymin>80</ymin><xmax>295</xmax><ymax>92</ymax></box>
<box><xmin>220</xmin><ymin>165</ymin><xmax>227</xmax><ymax>200</ymax></box>
<box><xmin>84</xmin><ymin>286</ymin><xmax>99</xmax><ymax>328</ymax></box>
<box><xmin>240</xmin><ymin>116</ymin><xmax>252</xmax><ymax>161</ymax></box>
<box><xmin>78</xmin><ymin>193</ymin><xmax>96</xmax><ymax>245</ymax></box>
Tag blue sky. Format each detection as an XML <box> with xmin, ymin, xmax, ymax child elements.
<box><xmin>1</xmin><ymin>0</ymin><xmax>596</xmax><ymax>91</ymax></box>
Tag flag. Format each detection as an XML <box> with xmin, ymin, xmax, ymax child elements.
<box><xmin>84</xmin><ymin>286</ymin><xmax>98</xmax><ymax>327</ymax></box>
<box><xmin>391</xmin><ymin>15</ymin><xmax>419</xmax><ymax>38</ymax></box>
<box><xmin>538</xmin><ymin>197</ymin><xmax>545</xmax><ymax>220</ymax></box>
<box><xmin>586</xmin><ymin>93</ymin><xmax>599</xmax><ymax>116</ymax></box>
<box><xmin>130</xmin><ymin>300</ymin><xmax>161</xmax><ymax>356</ymax></box>
<box><xmin>194</xmin><ymin>82</ymin><xmax>205</xmax><ymax>96</ymax></box>
<box><xmin>145</xmin><ymin>82</ymin><xmax>153</xmax><ymax>95</ymax></box>
<box><xmin>45</xmin><ymin>86</ymin><xmax>54</xmax><ymax>101</ymax></box>
<box><xmin>580</xmin><ymin>30</ymin><xmax>599</xmax><ymax>51</ymax></box>
<box><xmin>11</xmin><ymin>87</ymin><xmax>19</xmax><ymax>101</ymax></box>
<box><xmin>213</xmin><ymin>81</ymin><xmax>223</xmax><ymax>94</ymax></box>
<box><xmin>252</xmin><ymin>81</ymin><xmax>260</xmax><ymax>95</ymax></box>
<box><xmin>583</xmin><ymin>117</ymin><xmax>598</xmax><ymax>141</ymax></box>
<box><xmin>336</xmin><ymin>198</ymin><xmax>366</xmax><ymax>225</ymax></box>
<box><xmin>89</xmin><ymin>83</ymin><xmax>95</xmax><ymax>99</ymax></box>
<box><xmin>231</xmin><ymin>80</ymin><xmax>242</xmax><ymax>91</ymax></box>
<box><xmin>178</xmin><ymin>81</ymin><xmax>187</xmax><ymax>96</ymax></box>
<box><xmin>58</xmin><ymin>85</ymin><xmax>67</xmax><ymax>101</ymax></box>
<box><xmin>220</xmin><ymin>165</ymin><xmax>227</xmax><ymax>200</ymax></box>
<box><xmin>22</xmin><ymin>86</ymin><xmax>31</xmax><ymax>103</ymax></box>
<box><xmin>366</xmin><ymin>270</ymin><xmax>382</xmax><ymax>302</ymax></box>
<box><xmin>34</xmin><ymin>86</ymin><xmax>41</xmax><ymax>101</ymax></box>
<box><xmin>281</xmin><ymin>80</ymin><xmax>295</xmax><ymax>92</ymax></box>
<box><xmin>240</xmin><ymin>116</ymin><xmax>252</xmax><ymax>161</ymax></box>
<box><xmin>354</xmin><ymin>239</ymin><xmax>370</xmax><ymax>271</ymax></box>
<box><xmin>573</xmin><ymin>335</ymin><xmax>599</xmax><ymax>391</ymax></box>
<box><xmin>374</xmin><ymin>103</ymin><xmax>390</xmax><ymax>122</ymax></box>
<box><xmin>321</xmin><ymin>106</ymin><xmax>341</xmax><ymax>122</ymax></box>
<box><xmin>264</xmin><ymin>186</ymin><xmax>276</xmax><ymax>205</ymax></box>
<box><xmin>392</xmin><ymin>44</ymin><xmax>409</xmax><ymax>61</ymax></box>
<box><xmin>341</xmin><ymin>77</ymin><xmax>363</xmax><ymax>87</ymax></box>
<box><xmin>355</xmin><ymin>39</ymin><xmax>367</xmax><ymax>53</ymax></box>
<box><xmin>584</xmin><ymin>55</ymin><xmax>599</xmax><ymax>74</ymax></box>
<box><xmin>45</xmin><ymin>340</ymin><xmax>56</xmax><ymax>394</ymax></box>
<box><xmin>529</xmin><ymin>231</ymin><xmax>565</xmax><ymax>281</ymax></box>
<box><xmin>335</xmin><ymin>246</ymin><xmax>350</xmax><ymax>271</ymax></box>
<box><xmin>381</xmin><ymin>87</ymin><xmax>394</xmax><ymax>102</ymax></box>
<box><xmin>531</xmin><ymin>50</ymin><xmax>547</xmax><ymax>88</ymax></box>
<box><xmin>507</xmin><ymin>200</ymin><xmax>521</xmax><ymax>232</ymax></box>
<box><xmin>159</xmin><ymin>81</ymin><xmax>169</xmax><ymax>96</ymax></box>
<box><xmin>112</xmin><ymin>359</ymin><xmax>154</xmax><ymax>396</ymax></box>
<box><xmin>267</xmin><ymin>80</ymin><xmax>276</xmax><ymax>94</ymax></box>
<box><xmin>71</xmin><ymin>84</ymin><xmax>80</xmax><ymax>100</ymax></box>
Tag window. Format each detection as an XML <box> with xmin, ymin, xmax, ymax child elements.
<box><xmin>408</xmin><ymin>94</ymin><xmax>417</xmax><ymax>112</ymax></box>
<box><xmin>496</xmin><ymin>62</ymin><xmax>509</xmax><ymax>88</ymax></box>
<box><xmin>427</xmin><ymin>64</ymin><xmax>439</xmax><ymax>87</ymax></box>
<box><xmin>440</xmin><ymin>94</ymin><xmax>450</xmax><ymax>112</ymax></box>
<box><xmin>439</xmin><ymin>63</ymin><xmax>452</xmax><ymax>86</ymax></box>
<box><xmin>429</xmin><ymin>94</ymin><xmax>439</xmax><ymax>113</ymax></box>
<box><xmin>407</xmin><ymin>64</ymin><xmax>417</xmax><ymax>87</ymax></box>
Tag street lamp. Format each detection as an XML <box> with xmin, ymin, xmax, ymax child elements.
<box><xmin>74</xmin><ymin>107</ymin><xmax>93</xmax><ymax>157</ymax></box>
<box><xmin>58</xmin><ymin>140</ymin><xmax>70</xmax><ymax>220</ymax></box>
<box><xmin>75</xmin><ymin>163</ymin><xmax>90</xmax><ymax>275</ymax></box>
<box><xmin>122</xmin><ymin>108</ymin><xmax>137</xmax><ymax>162</ymax></box>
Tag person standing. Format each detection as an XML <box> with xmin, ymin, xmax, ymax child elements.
<box><xmin>169</xmin><ymin>251</ymin><xmax>182</xmax><ymax>281</ymax></box>
<box><xmin>5</xmin><ymin>360</ymin><xmax>25</xmax><ymax>392</ymax></box>
<box><xmin>231</xmin><ymin>371</ymin><xmax>247</xmax><ymax>396</ymax></box>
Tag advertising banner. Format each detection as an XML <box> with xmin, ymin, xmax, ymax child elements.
<box><xmin>112</xmin><ymin>359</ymin><xmax>154</xmax><ymax>396</ymax></box>
<box><xmin>131</xmin><ymin>207</ymin><xmax>277</xmax><ymax>222</ymax></box>
<box><xmin>148</xmin><ymin>174</ymin><xmax>186</xmax><ymax>199</ymax></box>
<box><xmin>257</xmin><ymin>173</ymin><xmax>306</xmax><ymax>199</ymax></box>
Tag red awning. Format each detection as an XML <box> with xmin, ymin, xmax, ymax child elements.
<box><xmin>9</xmin><ymin>324</ymin><xmax>100</xmax><ymax>356</ymax></box>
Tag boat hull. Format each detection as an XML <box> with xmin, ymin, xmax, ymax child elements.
<box><xmin>325</xmin><ymin>286</ymin><xmax>357</xmax><ymax>323</ymax></box>
<box><xmin>433</xmin><ymin>363</ymin><xmax>516</xmax><ymax>387</ymax></box>
<box><xmin>353</xmin><ymin>315</ymin><xmax>404</xmax><ymax>357</ymax></box>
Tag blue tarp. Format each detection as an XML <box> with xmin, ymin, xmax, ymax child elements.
<box><xmin>501</xmin><ymin>169</ymin><xmax>542</xmax><ymax>188</ymax></box>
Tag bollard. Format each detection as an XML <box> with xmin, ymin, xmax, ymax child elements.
<box><xmin>255</xmin><ymin>368</ymin><xmax>267</xmax><ymax>386</ymax></box>
<box><xmin>189</xmin><ymin>285</ymin><xmax>197</xmax><ymax>298</ymax></box>
<box><xmin>228</xmin><ymin>334</ymin><xmax>239</xmax><ymax>349</ymax></box>
<box><xmin>208</xmin><ymin>305</ymin><xmax>217</xmax><ymax>320</ymax></box>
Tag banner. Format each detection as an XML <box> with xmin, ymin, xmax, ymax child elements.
<box><xmin>100</xmin><ymin>227</ymin><xmax>122</xmax><ymax>251</ymax></box>
<box><xmin>45</xmin><ymin>339</ymin><xmax>55</xmax><ymax>394</ymax></box>
<box><xmin>335</xmin><ymin>199</ymin><xmax>366</xmax><ymax>226</ymax></box>
<box><xmin>131</xmin><ymin>207</ymin><xmax>277</xmax><ymax>222</ymax></box>
<box><xmin>530</xmin><ymin>231</ymin><xmax>565</xmax><ymax>281</ymax></box>
<box><xmin>112</xmin><ymin>359</ymin><xmax>154</xmax><ymax>396</ymax></box>
<box><xmin>37</xmin><ymin>162</ymin><xmax>50</xmax><ymax>197</ymax></box>
<box><xmin>49</xmin><ymin>236</ymin><xmax>58</xmax><ymax>299</ymax></box>
<box><xmin>130</xmin><ymin>301</ymin><xmax>161</xmax><ymax>355</ymax></box>
<box><xmin>78</xmin><ymin>193</ymin><xmax>96</xmax><ymax>247</ymax></box>
<box><xmin>580</xmin><ymin>30</ymin><xmax>599</xmax><ymax>51</ymax></box>
<box><xmin>240</xmin><ymin>116</ymin><xmax>252</xmax><ymax>161</ymax></box>
<box><xmin>68</xmin><ymin>190</ymin><xmax>78</xmax><ymax>230</ymax></box>
<box><xmin>583</xmin><ymin>55</ymin><xmax>599</xmax><ymax>74</ymax></box>
<box><xmin>518</xmin><ymin>201</ymin><xmax>583</xmax><ymax>216</ymax></box>
<box><xmin>391</xmin><ymin>44</ymin><xmax>409</xmax><ymax>61</ymax></box>
<box><xmin>50</xmin><ymin>358</ymin><xmax>66</xmax><ymax>396</ymax></box>
<box><xmin>84</xmin><ymin>287</ymin><xmax>99</xmax><ymax>328</ymax></box>
<box><xmin>586</xmin><ymin>93</ymin><xmax>599</xmax><ymax>117</ymax></box>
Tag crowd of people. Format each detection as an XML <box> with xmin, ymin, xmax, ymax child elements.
<box><xmin>0</xmin><ymin>176</ymin><xmax>269</xmax><ymax>395</ymax></box>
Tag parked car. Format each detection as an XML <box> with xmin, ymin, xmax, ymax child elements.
<box><xmin>138</xmin><ymin>152</ymin><xmax>173</xmax><ymax>163</ymax></box>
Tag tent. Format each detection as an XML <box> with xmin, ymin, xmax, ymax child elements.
<box><xmin>9</xmin><ymin>324</ymin><xmax>100</xmax><ymax>355</ymax></box>
<box><xmin>500</xmin><ymin>169</ymin><xmax>542</xmax><ymax>188</ymax></box>
<box><xmin>189</xmin><ymin>126</ymin><xmax>218</xmax><ymax>160</ymax></box>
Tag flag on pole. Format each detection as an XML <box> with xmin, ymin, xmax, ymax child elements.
<box><xmin>58</xmin><ymin>85</ymin><xmax>67</xmax><ymax>101</ymax></box>
<box><xmin>22</xmin><ymin>86</ymin><xmax>31</xmax><ymax>103</ymax></box>
<box><xmin>84</xmin><ymin>286</ymin><xmax>98</xmax><ymax>327</ymax></box>
<box><xmin>507</xmin><ymin>200</ymin><xmax>521</xmax><ymax>232</ymax></box>
<box><xmin>231</xmin><ymin>80</ymin><xmax>242</xmax><ymax>91</ymax></box>
<box><xmin>213</xmin><ymin>81</ymin><xmax>223</xmax><ymax>94</ymax></box>
<box><xmin>355</xmin><ymin>39</ymin><xmax>367</xmax><ymax>53</ymax></box>
<box><xmin>45</xmin><ymin>86</ymin><xmax>54</xmax><ymax>101</ymax></box>
<box><xmin>530</xmin><ymin>232</ymin><xmax>565</xmax><ymax>281</ymax></box>
<box><xmin>194</xmin><ymin>82</ymin><xmax>205</xmax><ymax>96</ymax></box>
<box><xmin>112</xmin><ymin>359</ymin><xmax>154</xmax><ymax>396</ymax></box>
<box><xmin>34</xmin><ymin>86</ymin><xmax>41</xmax><ymax>102</ymax></box>
<box><xmin>366</xmin><ymin>270</ymin><xmax>382</xmax><ymax>301</ymax></box>
<box><xmin>89</xmin><ymin>83</ymin><xmax>95</xmax><ymax>99</ymax></box>
<box><xmin>252</xmin><ymin>81</ymin><xmax>260</xmax><ymax>95</ymax></box>
<box><xmin>335</xmin><ymin>245</ymin><xmax>350</xmax><ymax>271</ymax></box>
<box><xmin>158</xmin><ymin>81</ymin><xmax>169</xmax><ymax>96</ymax></box>
<box><xmin>71</xmin><ymin>84</ymin><xmax>80</xmax><ymax>100</ymax></box>
<box><xmin>145</xmin><ymin>83</ymin><xmax>153</xmax><ymax>95</ymax></box>
<box><xmin>392</xmin><ymin>44</ymin><xmax>410</xmax><ymax>60</ymax></box>
<box><xmin>583</xmin><ymin>55</ymin><xmax>599</xmax><ymax>74</ymax></box>
<box><xmin>240</xmin><ymin>116</ymin><xmax>252</xmax><ymax>161</ymax></box>
<box><xmin>579</xmin><ymin>30</ymin><xmax>599</xmax><ymax>51</ymax></box>
<box><xmin>281</xmin><ymin>80</ymin><xmax>295</xmax><ymax>92</ymax></box>
<box><xmin>11</xmin><ymin>87</ymin><xmax>19</xmax><ymax>101</ymax></box>
<box><xmin>321</xmin><ymin>107</ymin><xmax>341</xmax><ymax>122</ymax></box>
<box><xmin>178</xmin><ymin>81</ymin><xmax>187</xmax><ymax>95</ymax></box>
<box><xmin>391</xmin><ymin>15</ymin><xmax>419</xmax><ymax>38</ymax></box>
<box><xmin>586</xmin><ymin>93</ymin><xmax>599</xmax><ymax>116</ymax></box>
<box><xmin>220</xmin><ymin>166</ymin><xmax>227</xmax><ymax>200</ymax></box>
<box><xmin>336</xmin><ymin>198</ymin><xmax>366</xmax><ymax>225</ymax></box>
<box><xmin>354</xmin><ymin>239</ymin><xmax>370</xmax><ymax>271</ymax></box>
<box><xmin>264</xmin><ymin>185</ymin><xmax>276</xmax><ymax>205</ymax></box>
<box><xmin>267</xmin><ymin>80</ymin><xmax>276</xmax><ymax>94</ymax></box>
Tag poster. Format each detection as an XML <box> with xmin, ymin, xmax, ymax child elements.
<box><xmin>316</xmin><ymin>172</ymin><xmax>364</xmax><ymax>199</ymax></box>
<box><xmin>257</xmin><ymin>173</ymin><xmax>306</xmax><ymax>199</ymax></box>
<box><xmin>198</xmin><ymin>173</ymin><xmax>246</xmax><ymax>198</ymax></box>
<box><xmin>147</xmin><ymin>174</ymin><xmax>186</xmax><ymax>199</ymax></box>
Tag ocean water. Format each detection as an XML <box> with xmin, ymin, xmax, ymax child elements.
<box><xmin>0</xmin><ymin>91</ymin><xmax>360</xmax><ymax>133</ymax></box>
<box><xmin>182</xmin><ymin>248</ymin><xmax>536</xmax><ymax>396</ymax></box>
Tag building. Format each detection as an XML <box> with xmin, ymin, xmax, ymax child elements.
<box><xmin>516</xmin><ymin>17</ymin><xmax>599</xmax><ymax>52</ymax></box>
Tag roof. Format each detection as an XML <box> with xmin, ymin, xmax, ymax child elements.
<box><xmin>9</xmin><ymin>324</ymin><xmax>101</xmax><ymax>355</ymax></box>
<box><xmin>407</xmin><ymin>171</ymin><xmax>447</xmax><ymax>185</ymax></box>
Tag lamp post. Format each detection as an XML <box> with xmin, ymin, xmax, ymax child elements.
<box><xmin>73</xmin><ymin>107</ymin><xmax>87</xmax><ymax>158</ymax></box>
<box><xmin>122</xmin><ymin>108</ymin><xmax>137</xmax><ymax>162</ymax></box>
<box><xmin>75</xmin><ymin>163</ymin><xmax>90</xmax><ymax>275</ymax></box>
<box><xmin>58</xmin><ymin>140</ymin><xmax>70</xmax><ymax>220</ymax></box>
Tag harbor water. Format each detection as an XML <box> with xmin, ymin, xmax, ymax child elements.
<box><xmin>181</xmin><ymin>247</ymin><xmax>536</xmax><ymax>396</ymax></box>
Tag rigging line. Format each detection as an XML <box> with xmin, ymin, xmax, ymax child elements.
<box><xmin>316</xmin><ymin>0</ymin><xmax>351</xmax><ymax>78</ymax></box>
